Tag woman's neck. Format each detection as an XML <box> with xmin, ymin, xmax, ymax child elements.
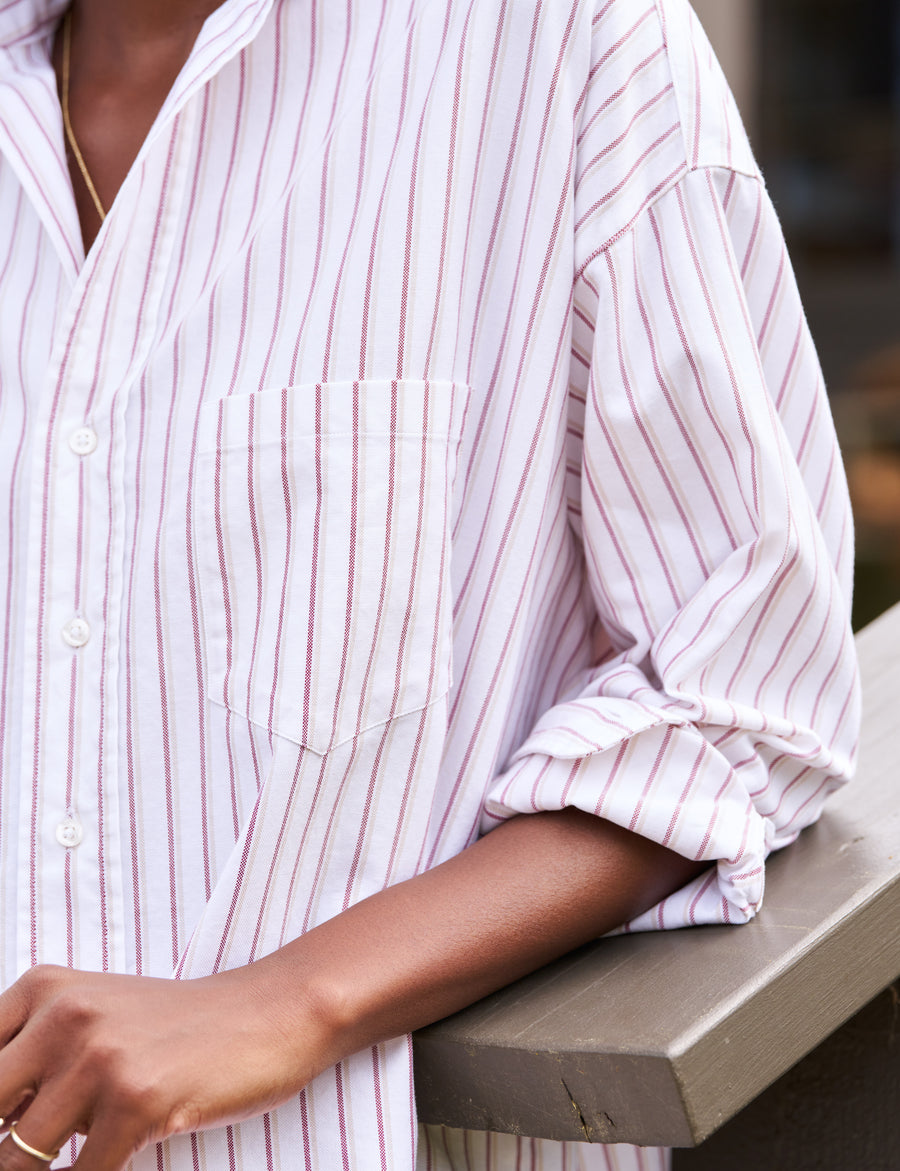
<box><xmin>56</xmin><ymin>0</ymin><xmax>224</xmax><ymax>252</ymax></box>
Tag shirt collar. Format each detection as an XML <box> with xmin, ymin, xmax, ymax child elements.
<box><xmin>170</xmin><ymin>0</ymin><xmax>275</xmax><ymax>103</ymax></box>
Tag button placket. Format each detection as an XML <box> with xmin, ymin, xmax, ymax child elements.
<box><xmin>16</xmin><ymin>85</ymin><xmax>195</xmax><ymax>976</ymax></box>
<box><xmin>19</xmin><ymin>379</ymin><xmax>108</xmax><ymax>964</ymax></box>
<box><xmin>56</xmin><ymin>420</ymin><xmax>95</xmax><ymax>888</ymax></box>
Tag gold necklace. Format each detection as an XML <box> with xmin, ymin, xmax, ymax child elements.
<box><xmin>61</xmin><ymin>9</ymin><xmax>106</xmax><ymax>224</ymax></box>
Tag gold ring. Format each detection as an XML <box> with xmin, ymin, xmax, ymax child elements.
<box><xmin>9</xmin><ymin>1121</ymin><xmax>59</xmax><ymax>1163</ymax></box>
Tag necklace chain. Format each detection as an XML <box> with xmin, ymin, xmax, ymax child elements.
<box><xmin>61</xmin><ymin>10</ymin><xmax>107</xmax><ymax>224</ymax></box>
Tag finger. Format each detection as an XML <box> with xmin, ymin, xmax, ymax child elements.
<box><xmin>0</xmin><ymin>1032</ymin><xmax>42</xmax><ymax>1129</ymax></box>
<box><xmin>0</xmin><ymin>1080</ymin><xmax>85</xmax><ymax>1171</ymax></box>
<box><xmin>2</xmin><ymin>1123</ymin><xmax>60</xmax><ymax>1168</ymax></box>
<box><xmin>0</xmin><ymin>968</ymin><xmax>57</xmax><ymax>1050</ymax></box>
<box><xmin>71</xmin><ymin>1112</ymin><xmax>141</xmax><ymax>1171</ymax></box>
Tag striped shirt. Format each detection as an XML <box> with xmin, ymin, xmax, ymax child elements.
<box><xmin>0</xmin><ymin>0</ymin><xmax>859</xmax><ymax>1167</ymax></box>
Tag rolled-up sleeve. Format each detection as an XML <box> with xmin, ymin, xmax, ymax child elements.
<box><xmin>483</xmin><ymin>147</ymin><xmax>860</xmax><ymax>931</ymax></box>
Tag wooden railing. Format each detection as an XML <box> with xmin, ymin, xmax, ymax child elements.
<box><xmin>413</xmin><ymin>603</ymin><xmax>900</xmax><ymax>1154</ymax></box>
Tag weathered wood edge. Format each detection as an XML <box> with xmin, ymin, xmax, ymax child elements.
<box><xmin>675</xmin><ymin>861</ymin><xmax>900</xmax><ymax>1141</ymax></box>
<box><xmin>413</xmin><ymin>604</ymin><xmax>900</xmax><ymax>1146</ymax></box>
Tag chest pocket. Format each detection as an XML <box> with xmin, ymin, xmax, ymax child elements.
<box><xmin>196</xmin><ymin>379</ymin><xmax>469</xmax><ymax>755</ymax></box>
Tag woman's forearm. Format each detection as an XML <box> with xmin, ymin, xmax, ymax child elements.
<box><xmin>255</xmin><ymin>808</ymin><xmax>707</xmax><ymax>1076</ymax></box>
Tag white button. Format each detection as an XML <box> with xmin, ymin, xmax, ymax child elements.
<box><xmin>62</xmin><ymin>617</ymin><xmax>91</xmax><ymax>647</ymax></box>
<box><xmin>55</xmin><ymin>818</ymin><xmax>83</xmax><ymax>848</ymax></box>
<box><xmin>69</xmin><ymin>426</ymin><xmax>98</xmax><ymax>456</ymax></box>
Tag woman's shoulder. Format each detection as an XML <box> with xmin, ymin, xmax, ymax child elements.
<box><xmin>570</xmin><ymin>0</ymin><xmax>759</xmax><ymax>257</ymax></box>
<box><xmin>585</xmin><ymin>0</ymin><xmax>757</xmax><ymax>177</ymax></box>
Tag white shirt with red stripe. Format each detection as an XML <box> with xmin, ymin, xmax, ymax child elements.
<box><xmin>0</xmin><ymin>0</ymin><xmax>858</xmax><ymax>1167</ymax></box>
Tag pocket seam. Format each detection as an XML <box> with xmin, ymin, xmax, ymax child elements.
<box><xmin>205</xmin><ymin>685</ymin><xmax>452</xmax><ymax>756</ymax></box>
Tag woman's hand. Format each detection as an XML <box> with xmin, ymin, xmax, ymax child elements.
<box><xmin>0</xmin><ymin>961</ymin><xmax>327</xmax><ymax>1170</ymax></box>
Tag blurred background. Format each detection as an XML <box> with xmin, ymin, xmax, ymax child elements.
<box><xmin>690</xmin><ymin>0</ymin><xmax>900</xmax><ymax>630</ymax></box>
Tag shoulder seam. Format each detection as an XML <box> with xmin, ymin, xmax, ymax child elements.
<box><xmin>574</xmin><ymin>162</ymin><xmax>762</xmax><ymax>283</ymax></box>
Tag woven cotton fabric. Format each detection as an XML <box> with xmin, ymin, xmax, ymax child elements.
<box><xmin>0</xmin><ymin>0</ymin><xmax>858</xmax><ymax>1166</ymax></box>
